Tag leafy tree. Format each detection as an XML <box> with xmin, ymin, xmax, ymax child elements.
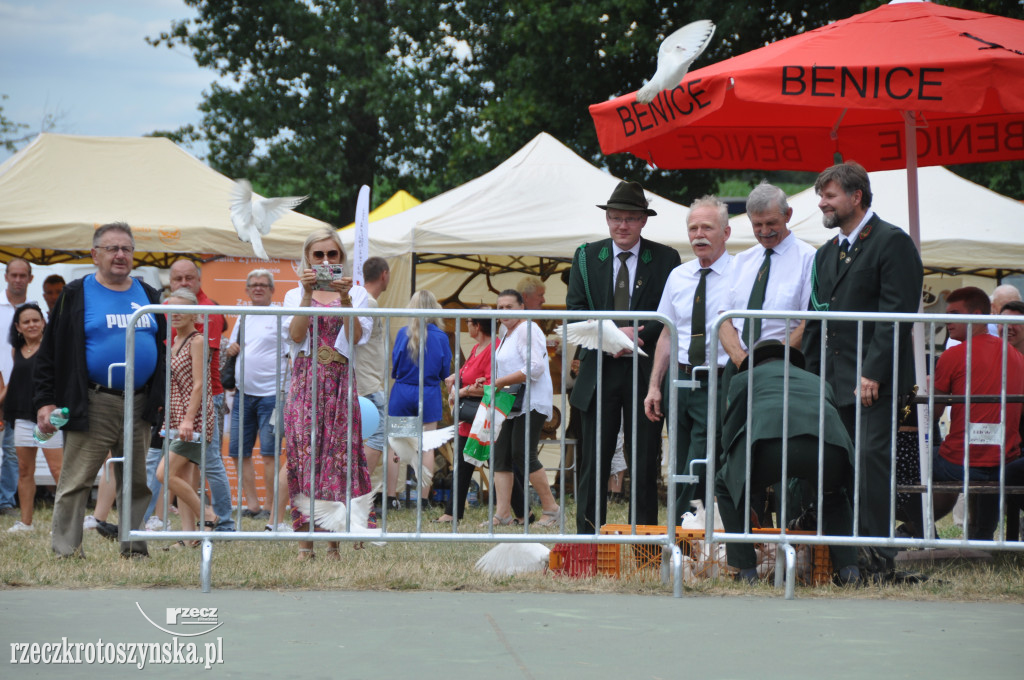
<box><xmin>156</xmin><ymin>0</ymin><xmax>1022</xmax><ymax>221</ymax></box>
<box><xmin>1</xmin><ymin>94</ymin><xmax>29</xmax><ymax>153</ymax></box>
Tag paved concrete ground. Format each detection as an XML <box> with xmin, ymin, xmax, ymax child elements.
<box><xmin>3</xmin><ymin>588</ymin><xmax>1022</xmax><ymax>679</ymax></box>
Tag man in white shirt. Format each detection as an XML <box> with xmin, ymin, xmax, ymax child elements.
<box><xmin>0</xmin><ymin>259</ymin><xmax>35</xmax><ymax>515</ymax></box>
<box><xmin>719</xmin><ymin>182</ymin><xmax>815</xmax><ymax>367</ymax></box>
<box><xmin>354</xmin><ymin>257</ymin><xmax>390</xmax><ymax>487</ymax></box>
<box><xmin>645</xmin><ymin>196</ymin><xmax>733</xmax><ymax>516</ymax></box>
<box><xmin>225</xmin><ymin>270</ymin><xmax>290</xmax><ymax>522</ymax></box>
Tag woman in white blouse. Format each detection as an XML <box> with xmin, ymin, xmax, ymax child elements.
<box><xmin>488</xmin><ymin>289</ymin><xmax>560</xmax><ymax>528</ymax></box>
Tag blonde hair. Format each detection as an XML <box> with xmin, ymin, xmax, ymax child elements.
<box><xmin>296</xmin><ymin>227</ymin><xmax>346</xmax><ymax>274</ymax></box>
<box><xmin>405</xmin><ymin>290</ymin><xmax>445</xmax><ymax>360</ymax></box>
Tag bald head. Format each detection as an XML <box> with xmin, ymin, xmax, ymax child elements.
<box><xmin>169</xmin><ymin>259</ymin><xmax>202</xmax><ymax>295</ymax></box>
<box><xmin>991</xmin><ymin>284</ymin><xmax>1021</xmax><ymax>314</ymax></box>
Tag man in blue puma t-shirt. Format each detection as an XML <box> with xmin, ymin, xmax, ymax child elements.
<box><xmin>35</xmin><ymin>222</ymin><xmax>166</xmax><ymax>559</ymax></box>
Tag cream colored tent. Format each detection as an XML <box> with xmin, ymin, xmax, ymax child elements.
<box><xmin>0</xmin><ymin>133</ymin><xmax>331</xmax><ymax>267</ymax></box>
<box><xmin>342</xmin><ymin>132</ymin><xmax>738</xmax><ymax>309</ymax></box>
<box><xmin>728</xmin><ymin>166</ymin><xmax>1024</xmax><ymax>278</ymax></box>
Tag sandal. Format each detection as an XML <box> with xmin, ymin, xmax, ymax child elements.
<box><xmin>163</xmin><ymin>540</ymin><xmax>187</xmax><ymax>551</ymax></box>
<box><xmin>480</xmin><ymin>515</ymin><xmax>516</xmax><ymax>527</ymax></box>
<box><xmin>325</xmin><ymin>548</ymin><xmax>341</xmax><ymax>561</ymax></box>
<box><xmin>534</xmin><ymin>508</ymin><xmax>560</xmax><ymax>528</ymax></box>
<box><xmin>431</xmin><ymin>515</ymin><xmax>455</xmax><ymax>523</ymax></box>
<box><xmin>297</xmin><ymin>548</ymin><xmax>315</xmax><ymax>561</ymax></box>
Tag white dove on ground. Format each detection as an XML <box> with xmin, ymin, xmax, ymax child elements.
<box><xmin>555</xmin><ymin>320</ymin><xmax>648</xmax><ymax>357</ymax></box>
<box><xmin>388</xmin><ymin>425</ymin><xmax>456</xmax><ymax>487</ymax></box>
<box><xmin>292</xmin><ymin>490</ymin><xmax>384</xmax><ymax>546</ymax></box>
<box><xmin>636</xmin><ymin>20</ymin><xmax>716</xmax><ymax>104</ymax></box>
<box><xmin>475</xmin><ymin>543</ymin><xmax>550</xmax><ymax>576</ymax></box>
<box><xmin>229</xmin><ymin>178</ymin><xmax>308</xmax><ymax>260</ymax></box>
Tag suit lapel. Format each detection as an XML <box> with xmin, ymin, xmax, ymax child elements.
<box><xmin>592</xmin><ymin>239</ymin><xmax>615</xmax><ymax>310</ymax></box>
<box><xmin>833</xmin><ymin>214</ymin><xmax>878</xmax><ymax>289</ymax></box>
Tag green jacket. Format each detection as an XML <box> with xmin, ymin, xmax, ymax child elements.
<box><xmin>719</xmin><ymin>360</ymin><xmax>853</xmax><ymax>502</ymax></box>
<box><xmin>565</xmin><ymin>236</ymin><xmax>680</xmax><ymax>411</ymax></box>
<box><xmin>802</xmin><ymin>214</ymin><xmax>922</xmax><ymax>407</ymax></box>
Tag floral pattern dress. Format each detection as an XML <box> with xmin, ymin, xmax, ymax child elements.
<box><xmin>169</xmin><ymin>332</ymin><xmax>215</xmax><ymax>447</ymax></box>
<box><xmin>285</xmin><ymin>298</ymin><xmax>370</xmax><ymax>530</ymax></box>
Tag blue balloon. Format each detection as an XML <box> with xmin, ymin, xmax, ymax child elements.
<box><xmin>358</xmin><ymin>396</ymin><xmax>380</xmax><ymax>440</ymax></box>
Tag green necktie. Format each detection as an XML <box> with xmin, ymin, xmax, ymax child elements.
<box><xmin>688</xmin><ymin>268</ymin><xmax>711</xmax><ymax>366</ymax></box>
<box><xmin>742</xmin><ymin>248</ymin><xmax>773</xmax><ymax>347</ymax></box>
<box><xmin>839</xmin><ymin>238</ymin><xmax>849</xmax><ymax>260</ymax></box>
<box><xmin>614</xmin><ymin>251</ymin><xmax>631</xmax><ymax>311</ymax></box>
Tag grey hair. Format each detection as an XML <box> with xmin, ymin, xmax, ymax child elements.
<box><xmin>93</xmin><ymin>222</ymin><xmax>135</xmax><ymax>248</ymax></box>
<box><xmin>246</xmin><ymin>268</ymin><xmax>275</xmax><ymax>289</ymax></box>
<box><xmin>405</xmin><ymin>289</ymin><xmax>445</xmax><ymax>360</ymax></box>
<box><xmin>165</xmin><ymin>288</ymin><xmax>198</xmax><ymax>305</ymax></box>
<box><xmin>746</xmin><ymin>181</ymin><xmax>789</xmax><ymax>216</ymax></box>
<box><xmin>689</xmin><ymin>195</ymin><xmax>729</xmax><ymax>226</ymax></box>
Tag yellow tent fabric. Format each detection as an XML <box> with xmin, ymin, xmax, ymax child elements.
<box><xmin>339</xmin><ymin>190</ymin><xmax>421</xmax><ymax>230</ymax></box>
<box><xmin>0</xmin><ymin>133</ymin><xmax>332</xmax><ymax>267</ymax></box>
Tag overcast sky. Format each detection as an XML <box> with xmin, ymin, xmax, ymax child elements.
<box><xmin>0</xmin><ymin>0</ymin><xmax>207</xmax><ymax>162</ymax></box>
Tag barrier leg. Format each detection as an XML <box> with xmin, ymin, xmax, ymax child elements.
<box><xmin>661</xmin><ymin>544</ymin><xmax>684</xmax><ymax>597</ymax></box>
<box><xmin>782</xmin><ymin>543</ymin><xmax>796</xmax><ymax>600</ymax></box>
<box><xmin>200</xmin><ymin>539</ymin><xmax>213</xmax><ymax>593</ymax></box>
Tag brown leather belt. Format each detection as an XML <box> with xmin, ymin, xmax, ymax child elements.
<box><xmin>299</xmin><ymin>347</ymin><xmax>348</xmax><ymax>365</ymax></box>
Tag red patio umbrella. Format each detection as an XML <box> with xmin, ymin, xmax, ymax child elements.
<box><xmin>589</xmin><ymin>0</ymin><xmax>1024</xmax><ymax>243</ymax></box>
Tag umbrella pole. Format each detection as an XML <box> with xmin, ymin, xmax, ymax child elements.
<box><xmin>903</xmin><ymin>110</ymin><xmax>934</xmax><ymax>540</ymax></box>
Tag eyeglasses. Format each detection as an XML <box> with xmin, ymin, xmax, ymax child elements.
<box><xmin>311</xmin><ymin>250</ymin><xmax>340</xmax><ymax>260</ymax></box>
<box><xmin>607</xmin><ymin>216</ymin><xmax>645</xmax><ymax>225</ymax></box>
<box><xmin>247</xmin><ymin>283</ymin><xmax>271</xmax><ymax>289</ymax></box>
<box><xmin>95</xmin><ymin>245</ymin><xmax>135</xmax><ymax>254</ymax></box>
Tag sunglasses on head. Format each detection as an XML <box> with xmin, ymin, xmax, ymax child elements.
<box><xmin>312</xmin><ymin>249</ymin><xmax>340</xmax><ymax>260</ymax></box>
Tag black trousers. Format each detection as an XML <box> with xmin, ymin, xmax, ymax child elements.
<box><xmin>838</xmin><ymin>400</ymin><xmax>898</xmax><ymax>564</ymax></box>
<box><xmin>576</xmin><ymin>359</ymin><xmax>662</xmax><ymax>533</ymax></box>
<box><xmin>715</xmin><ymin>435</ymin><xmax>858</xmax><ymax>571</ymax></box>
<box><xmin>445</xmin><ymin>434</ymin><xmax>529</xmax><ymax>521</ymax></box>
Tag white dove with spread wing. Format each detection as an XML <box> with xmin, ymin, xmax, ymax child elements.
<box><xmin>230</xmin><ymin>178</ymin><xmax>308</xmax><ymax>260</ymax></box>
<box><xmin>636</xmin><ymin>20</ymin><xmax>716</xmax><ymax>104</ymax></box>
<box><xmin>555</xmin><ymin>319</ymin><xmax>648</xmax><ymax>357</ymax></box>
<box><xmin>292</xmin><ymin>490</ymin><xmax>384</xmax><ymax>546</ymax></box>
<box><xmin>388</xmin><ymin>425</ymin><xmax>456</xmax><ymax>487</ymax></box>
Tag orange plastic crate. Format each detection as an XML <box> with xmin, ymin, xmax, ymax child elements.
<box><xmin>597</xmin><ymin>524</ymin><xmax>833</xmax><ymax>585</ymax></box>
<box><xmin>548</xmin><ymin>543</ymin><xmax>598</xmax><ymax>578</ymax></box>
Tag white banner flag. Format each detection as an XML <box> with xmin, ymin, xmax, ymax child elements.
<box><xmin>353</xmin><ymin>184</ymin><xmax>370</xmax><ymax>286</ymax></box>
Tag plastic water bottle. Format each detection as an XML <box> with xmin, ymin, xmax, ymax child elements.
<box><xmin>158</xmin><ymin>428</ymin><xmax>202</xmax><ymax>443</ymax></box>
<box><xmin>33</xmin><ymin>407</ymin><xmax>70</xmax><ymax>443</ymax></box>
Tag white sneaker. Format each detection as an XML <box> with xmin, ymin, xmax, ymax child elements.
<box><xmin>83</xmin><ymin>515</ymin><xmax>98</xmax><ymax>530</ymax></box>
<box><xmin>7</xmin><ymin>521</ymin><xmax>33</xmax><ymax>533</ymax></box>
<box><xmin>145</xmin><ymin>516</ymin><xmax>164</xmax><ymax>531</ymax></box>
<box><xmin>264</xmin><ymin>522</ymin><xmax>293</xmax><ymax>532</ymax></box>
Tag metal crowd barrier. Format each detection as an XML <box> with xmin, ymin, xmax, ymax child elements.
<box><xmin>119</xmin><ymin>304</ymin><xmax>685</xmax><ymax>594</ymax></box>
<box><xmin>703</xmin><ymin>309</ymin><xmax>1024</xmax><ymax>599</ymax></box>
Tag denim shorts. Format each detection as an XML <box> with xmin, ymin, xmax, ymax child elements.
<box><xmin>363</xmin><ymin>390</ymin><xmax>387</xmax><ymax>451</ymax></box>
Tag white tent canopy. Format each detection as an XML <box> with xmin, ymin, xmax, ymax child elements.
<box><xmin>344</xmin><ymin>132</ymin><xmax>716</xmax><ymax>261</ymax></box>
<box><xmin>0</xmin><ymin>133</ymin><xmax>330</xmax><ymax>266</ymax></box>
<box><xmin>729</xmin><ymin>166</ymin><xmax>1024</xmax><ymax>277</ymax></box>
<box><xmin>343</xmin><ymin>132</ymin><xmax>760</xmax><ymax>308</ymax></box>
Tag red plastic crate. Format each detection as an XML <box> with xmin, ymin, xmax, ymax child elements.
<box><xmin>548</xmin><ymin>543</ymin><xmax>598</xmax><ymax>577</ymax></box>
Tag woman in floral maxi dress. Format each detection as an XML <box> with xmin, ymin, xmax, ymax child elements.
<box><xmin>284</xmin><ymin>228</ymin><xmax>373</xmax><ymax>560</ymax></box>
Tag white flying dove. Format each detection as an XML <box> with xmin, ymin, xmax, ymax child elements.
<box><xmin>555</xmin><ymin>320</ymin><xmax>648</xmax><ymax>357</ymax></box>
<box><xmin>292</xmin><ymin>490</ymin><xmax>384</xmax><ymax>546</ymax></box>
<box><xmin>636</xmin><ymin>20</ymin><xmax>716</xmax><ymax>104</ymax></box>
<box><xmin>475</xmin><ymin>543</ymin><xmax>550</xmax><ymax>577</ymax></box>
<box><xmin>230</xmin><ymin>178</ymin><xmax>308</xmax><ymax>260</ymax></box>
<box><xmin>388</xmin><ymin>425</ymin><xmax>456</xmax><ymax>487</ymax></box>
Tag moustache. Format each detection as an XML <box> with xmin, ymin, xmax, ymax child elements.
<box><xmin>692</xmin><ymin>238</ymin><xmax>712</xmax><ymax>247</ymax></box>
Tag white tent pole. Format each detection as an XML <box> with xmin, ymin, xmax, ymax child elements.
<box><xmin>904</xmin><ymin>109</ymin><xmax>933</xmax><ymax>540</ymax></box>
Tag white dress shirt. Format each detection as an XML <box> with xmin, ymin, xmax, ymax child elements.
<box><xmin>656</xmin><ymin>252</ymin><xmax>733</xmax><ymax>367</ymax></box>
<box><xmin>494</xmin><ymin>320</ymin><xmax>553</xmax><ymax>419</ymax></box>
<box><xmin>723</xmin><ymin>232</ymin><xmax>816</xmax><ymax>350</ymax></box>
